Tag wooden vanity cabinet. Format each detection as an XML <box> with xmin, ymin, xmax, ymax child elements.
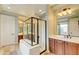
<box><xmin>49</xmin><ymin>38</ymin><xmax>55</xmax><ymax>53</ymax></box>
<box><xmin>18</xmin><ymin>35</ymin><xmax>23</xmax><ymax>43</ymax></box>
<box><xmin>49</xmin><ymin>38</ymin><xmax>79</xmax><ymax>55</ymax></box>
<box><xmin>64</xmin><ymin>42</ymin><xmax>78</xmax><ymax>55</ymax></box>
<box><xmin>49</xmin><ymin>38</ymin><xmax>64</xmax><ymax>54</ymax></box>
<box><xmin>77</xmin><ymin>45</ymin><xmax>79</xmax><ymax>54</ymax></box>
<box><xmin>54</xmin><ymin>40</ymin><xmax>64</xmax><ymax>55</ymax></box>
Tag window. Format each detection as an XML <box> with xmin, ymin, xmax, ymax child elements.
<box><xmin>59</xmin><ymin>23</ymin><xmax>68</xmax><ymax>35</ymax></box>
<box><xmin>57</xmin><ymin>20</ymin><xmax>68</xmax><ymax>35</ymax></box>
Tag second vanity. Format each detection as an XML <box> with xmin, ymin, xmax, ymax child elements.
<box><xmin>49</xmin><ymin>35</ymin><xmax>79</xmax><ymax>55</ymax></box>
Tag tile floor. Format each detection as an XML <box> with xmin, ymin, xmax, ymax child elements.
<box><xmin>0</xmin><ymin>44</ymin><xmax>21</xmax><ymax>55</ymax></box>
<box><xmin>0</xmin><ymin>44</ymin><xmax>52</xmax><ymax>55</ymax></box>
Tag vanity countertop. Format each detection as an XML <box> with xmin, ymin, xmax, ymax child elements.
<box><xmin>49</xmin><ymin>35</ymin><xmax>79</xmax><ymax>44</ymax></box>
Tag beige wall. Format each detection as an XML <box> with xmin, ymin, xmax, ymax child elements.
<box><xmin>48</xmin><ymin>5</ymin><xmax>57</xmax><ymax>37</ymax></box>
<box><xmin>0</xmin><ymin>5</ymin><xmax>3</xmax><ymax>12</ymax></box>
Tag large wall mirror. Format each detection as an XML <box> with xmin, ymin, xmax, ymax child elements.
<box><xmin>56</xmin><ymin>5</ymin><xmax>79</xmax><ymax>37</ymax></box>
<box><xmin>57</xmin><ymin>17</ymin><xmax>79</xmax><ymax>37</ymax></box>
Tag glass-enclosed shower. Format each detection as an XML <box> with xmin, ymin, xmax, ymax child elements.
<box><xmin>22</xmin><ymin>17</ymin><xmax>47</xmax><ymax>50</ymax></box>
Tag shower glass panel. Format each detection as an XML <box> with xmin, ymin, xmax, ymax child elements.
<box><xmin>23</xmin><ymin>17</ymin><xmax>46</xmax><ymax>47</ymax></box>
<box><xmin>23</xmin><ymin>17</ymin><xmax>39</xmax><ymax>46</ymax></box>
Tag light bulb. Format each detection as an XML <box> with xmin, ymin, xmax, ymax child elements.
<box><xmin>8</xmin><ymin>7</ymin><xmax>11</xmax><ymax>9</ymax></box>
<box><xmin>62</xmin><ymin>11</ymin><xmax>66</xmax><ymax>15</ymax></box>
<box><xmin>58</xmin><ymin>13</ymin><xmax>62</xmax><ymax>16</ymax></box>
<box><xmin>67</xmin><ymin>9</ymin><xmax>72</xmax><ymax>14</ymax></box>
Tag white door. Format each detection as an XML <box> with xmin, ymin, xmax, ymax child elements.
<box><xmin>39</xmin><ymin>20</ymin><xmax>45</xmax><ymax>52</ymax></box>
<box><xmin>0</xmin><ymin>14</ymin><xmax>16</xmax><ymax>46</ymax></box>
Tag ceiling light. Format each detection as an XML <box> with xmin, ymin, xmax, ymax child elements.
<box><xmin>8</xmin><ymin>7</ymin><xmax>11</xmax><ymax>9</ymax></box>
<box><xmin>39</xmin><ymin>10</ymin><xmax>42</xmax><ymax>12</ymax></box>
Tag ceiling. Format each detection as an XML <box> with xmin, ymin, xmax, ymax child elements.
<box><xmin>0</xmin><ymin>4</ymin><xmax>47</xmax><ymax>17</ymax></box>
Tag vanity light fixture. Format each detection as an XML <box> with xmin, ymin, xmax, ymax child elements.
<box><xmin>78</xmin><ymin>20</ymin><xmax>79</xmax><ymax>25</ymax></box>
<box><xmin>58</xmin><ymin>8</ymin><xmax>72</xmax><ymax>16</ymax></box>
<box><xmin>66</xmin><ymin>8</ymin><xmax>72</xmax><ymax>14</ymax></box>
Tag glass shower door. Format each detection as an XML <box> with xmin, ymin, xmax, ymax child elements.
<box><xmin>23</xmin><ymin>18</ymin><xmax>37</xmax><ymax>46</ymax></box>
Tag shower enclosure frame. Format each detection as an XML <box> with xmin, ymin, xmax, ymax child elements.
<box><xmin>23</xmin><ymin>17</ymin><xmax>47</xmax><ymax>54</ymax></box>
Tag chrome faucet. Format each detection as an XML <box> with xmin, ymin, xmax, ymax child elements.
<box><xmin>64</xmin><ymin>34</ymin><xmax>72</xmax><ymax>39</ymax></box>
<box><xmin>68</xmin><ymin>34</ymin><xmax>72</xmax><ymax>39</ymax></box>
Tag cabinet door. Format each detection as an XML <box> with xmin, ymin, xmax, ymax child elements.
<box><xmin>54</xmin><ymin>40</ymin><xmax>64</xmax><ymax>55</ymax></box>
<box><xmin>49</xmin><ymin>38</ymin><xmax>55</xmax><ymax>53</ymax></box>
<box><xmin>77</xmin><ymin>44</ymin><xmax>79</xmax><ymax>55</ymax></box>
<box><xmin>65</xmin><ymin>42</ymin><xmax>78</xmax><ymax>55</ymax></box>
